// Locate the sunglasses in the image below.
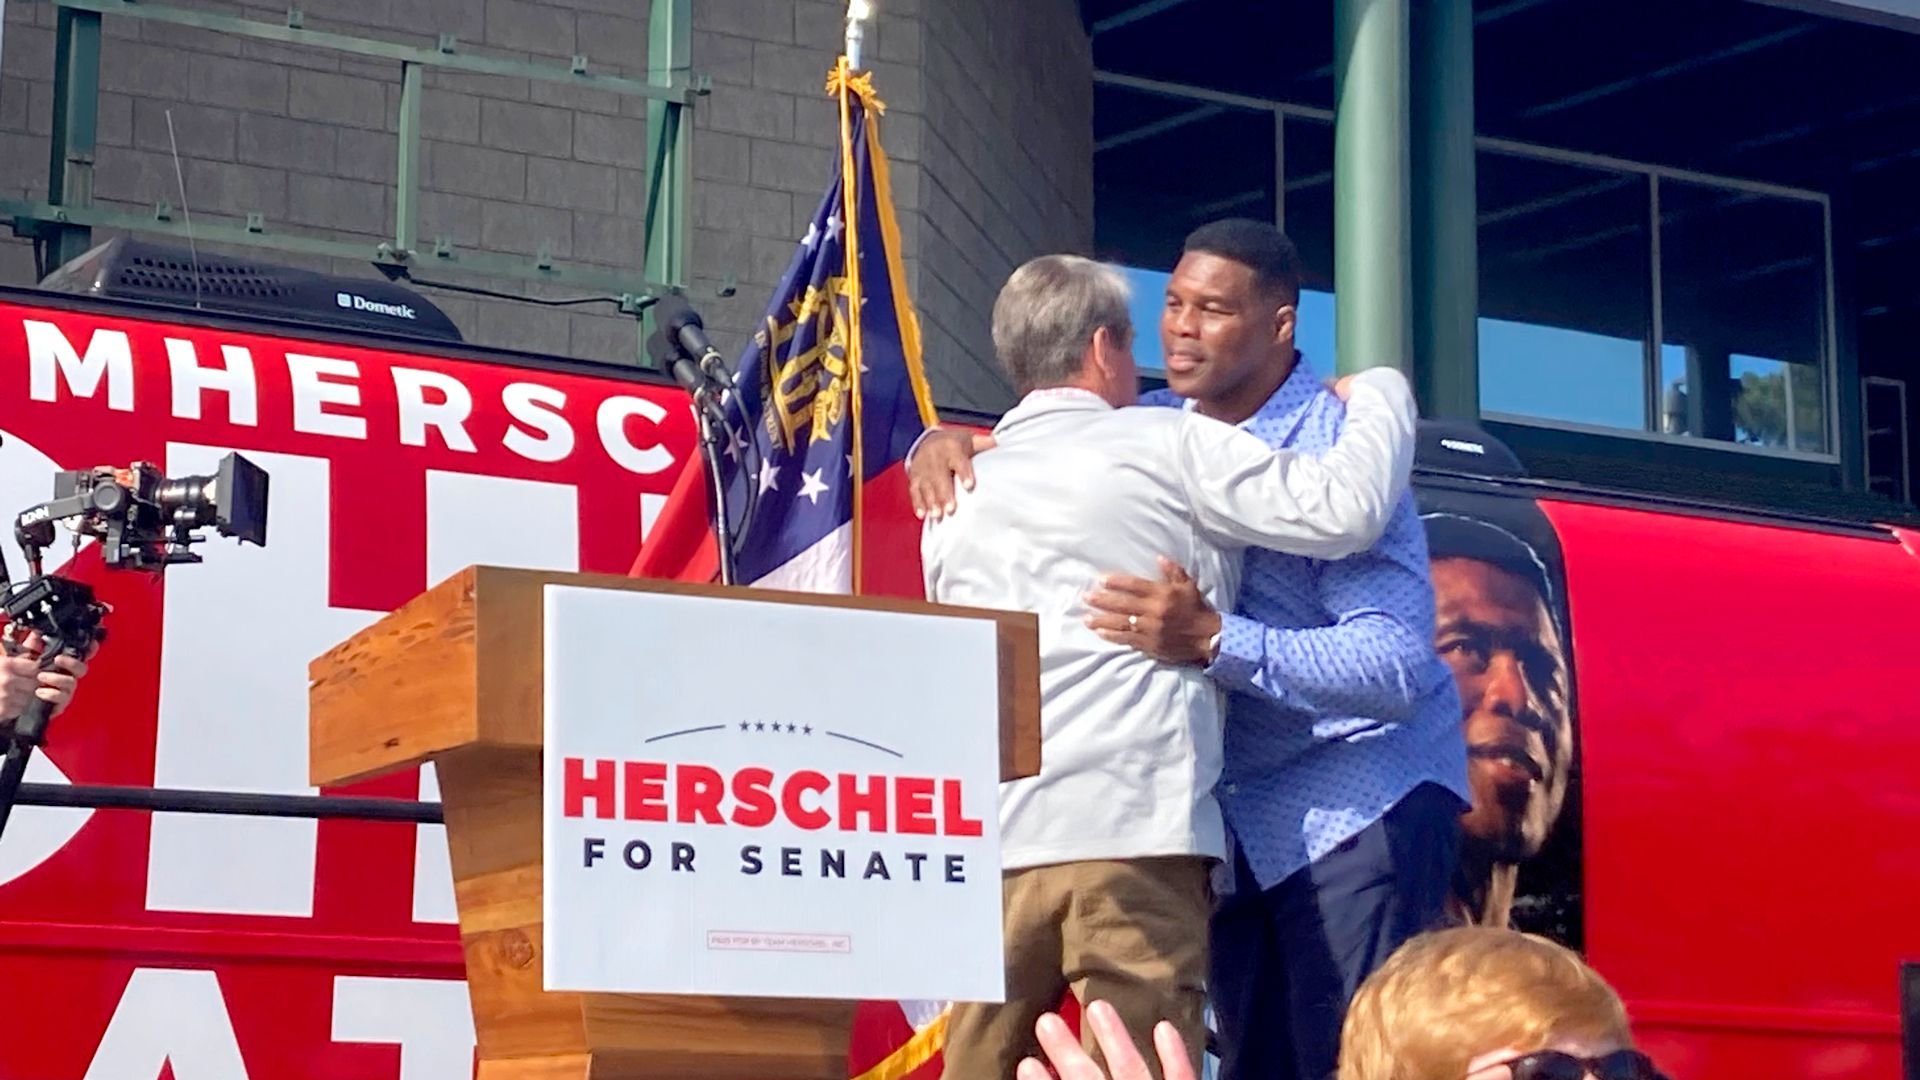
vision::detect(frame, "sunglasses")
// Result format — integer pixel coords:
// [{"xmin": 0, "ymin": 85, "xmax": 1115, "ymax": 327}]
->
[{"xmin": 1486, "ymin": 1049, "xmax": 1669, "ymax": 1080}]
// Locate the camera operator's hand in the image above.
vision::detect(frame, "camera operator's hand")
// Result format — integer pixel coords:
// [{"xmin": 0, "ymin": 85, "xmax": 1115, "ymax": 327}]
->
[{"xmin": 0, "ymin": 630, "xmax": 91, "ymax": 728}]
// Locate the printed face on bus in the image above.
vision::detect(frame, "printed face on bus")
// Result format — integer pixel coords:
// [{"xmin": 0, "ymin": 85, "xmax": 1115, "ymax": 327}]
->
[{"xmin": 1431, "ymin": 557, "xmax": 1573, "ymax": 863}]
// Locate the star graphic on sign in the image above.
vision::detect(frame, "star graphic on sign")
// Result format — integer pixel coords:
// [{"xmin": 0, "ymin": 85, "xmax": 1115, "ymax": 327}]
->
[
  {"xmin": 824, "ymin": 212, "xmax": 844, "ymax": 244},
  {"xmin": 755, "ymin": 721, "xmax": 767, "ymax": 732},
  {"xmin": 801, "ymin": 220, "xmax": 819, "ymax": 250},
  {"xmin": 798, "ymin": 467, "xmax": 829, "ymax": 505},
  {"xmin": 758, "ymin": 457, "xmax": 779, "ymax": 494},
  {"xmin": 803, "ymin": 725, "xmax": 813, "ymax": 735},
  {"xmin": 738, "ymin": 721, "xmax": 750, "ymax": 732}
]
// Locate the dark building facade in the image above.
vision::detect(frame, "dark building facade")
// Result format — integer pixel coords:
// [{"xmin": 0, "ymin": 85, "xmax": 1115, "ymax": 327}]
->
[
  {"xmin": 1089, "ymin": 0, "xmax": 1920, "ymax": 515},
  {"xmin": 0, "ymin": 0, "xmax": 1914, "ymax": 514}
]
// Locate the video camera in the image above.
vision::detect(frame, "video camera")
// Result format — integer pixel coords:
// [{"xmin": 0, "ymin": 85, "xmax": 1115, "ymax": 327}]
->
[
  {"xmin": 13, "ymin": 455, "xmax": 268, "ymax": 577},
  {"xmin": 0, "ymin": 451, "xmax": 269, "ymax": 838}
]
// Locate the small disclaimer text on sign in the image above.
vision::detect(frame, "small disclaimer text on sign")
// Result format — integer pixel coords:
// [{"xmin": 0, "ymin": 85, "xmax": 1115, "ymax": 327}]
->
[{"xmin": 707, "ymin": 930, "xmax": 854, "ymax": 954}]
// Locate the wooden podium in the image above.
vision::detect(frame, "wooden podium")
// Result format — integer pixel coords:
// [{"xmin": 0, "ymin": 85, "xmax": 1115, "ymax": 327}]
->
[{"xmin": 308, "ymin": 566, "xmax": 1040, "ymax": 1080}]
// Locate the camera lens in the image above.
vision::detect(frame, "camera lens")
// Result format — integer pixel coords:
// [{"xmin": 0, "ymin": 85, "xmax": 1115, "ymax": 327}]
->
[{"xmin": 156, "ymin": 476, "xmax": 216, "ymax": 526}]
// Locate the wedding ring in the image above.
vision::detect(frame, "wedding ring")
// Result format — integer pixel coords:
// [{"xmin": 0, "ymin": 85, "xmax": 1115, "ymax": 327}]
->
[{"xmin": 1128, "ymin": 614, "xmax": 1140, "ymax": 631}]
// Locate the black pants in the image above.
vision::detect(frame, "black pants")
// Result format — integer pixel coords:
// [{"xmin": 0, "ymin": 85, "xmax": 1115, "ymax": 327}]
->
[{"xmin": 1209, "ymin": 782, "xmax": 1463, "ymax": 1080}]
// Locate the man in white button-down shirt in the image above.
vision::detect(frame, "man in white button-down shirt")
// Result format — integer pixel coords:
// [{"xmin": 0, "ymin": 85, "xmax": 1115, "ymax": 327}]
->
[{"xmin": 922, "ymin": 254, "xmax": 1418, "ymax": 1080}]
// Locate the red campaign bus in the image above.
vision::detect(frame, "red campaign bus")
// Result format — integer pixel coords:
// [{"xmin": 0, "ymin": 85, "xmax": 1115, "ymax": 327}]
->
[{"xmin": 0, "ymin": 281, "xmax": 1916, "ymax": 1079}]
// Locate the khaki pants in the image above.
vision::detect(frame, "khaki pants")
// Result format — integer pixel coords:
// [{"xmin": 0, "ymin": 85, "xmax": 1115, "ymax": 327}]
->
[{"xmin": 944, "ymin": 856, "xmax": 1210, "ymax": 1080}]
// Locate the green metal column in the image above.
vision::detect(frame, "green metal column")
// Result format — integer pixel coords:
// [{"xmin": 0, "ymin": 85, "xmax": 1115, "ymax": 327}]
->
[
  {"xmin": 393, "ymin": 62, "xmax": 423, "ymax": 260},
  {"xmin": 1411, "ymin": 0, "xmax": 1478, "ymax": 420},
  {"xmin": 46, "ymin": 7, "xmax": 103, "ymax": 270},
  {"xmin": 1333, "ymin": 0, "xmax": 1412, "ymax": 377},
  {"xmin": 644, "ymin": 0, "xmax": 692, "ymax": 292}
]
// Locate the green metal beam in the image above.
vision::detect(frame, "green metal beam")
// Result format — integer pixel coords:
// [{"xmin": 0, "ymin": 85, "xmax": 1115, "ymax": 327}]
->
[
  {"xmin": 645, "ymin": 0, "xmax": 693, "ymax": 294},
  {"xmin": 1410, "ymin": 0, "xmax": 1479, "ymax": 420},
  {"xmin": 1333, "ymin": 0, "xmax": 1413, "ymax": 377},
  {"xmin": 394, "ymin": 62, "xmax": 422, "ymax": 261},
  {"xmin": 0, "ymin": 198, "xmax": 667, "ymax": 302},
  {"xmin": 55, "ymin": 0, "xmax": 701, "ymax": 102},
  {"xmin": 11, "ymin": 0, "xmax": 715, "ymax": 354},
  {"xmin": 46, "ymin": 7, "xmax": 102, "ymax": 269}
]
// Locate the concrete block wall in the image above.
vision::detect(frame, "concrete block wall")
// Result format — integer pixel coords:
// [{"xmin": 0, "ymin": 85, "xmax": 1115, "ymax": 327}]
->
[
  {"xmin": 0, "ymin": 0, "xmax": 1094, "ymax": 411},
  {"xmin": 688, "ymin": 0, "xmax": 1093, "ymax": 413},
  {"xmin": 0, "ymin": 0, "xmax": 660, "ymax": 366},
  {"xmin": 917, "ymin": 0, "xmax": 1095, "ymax": 412}
]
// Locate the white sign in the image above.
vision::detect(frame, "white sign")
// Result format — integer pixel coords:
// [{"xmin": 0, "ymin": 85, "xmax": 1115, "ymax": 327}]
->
[{"xmin": 541, "ymin": 585, "xmax": 1007, "ymax": 1002}]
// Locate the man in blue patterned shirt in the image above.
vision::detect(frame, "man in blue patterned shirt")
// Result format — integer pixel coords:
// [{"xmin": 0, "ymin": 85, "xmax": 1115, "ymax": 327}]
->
[
  {"xmin": 910, "ymin": 219, "xmax": 1469, "ymax": 1080},
  {"xmin": 1086, "ymin": 220, "xmax": 1468, "ymax": 1080}
]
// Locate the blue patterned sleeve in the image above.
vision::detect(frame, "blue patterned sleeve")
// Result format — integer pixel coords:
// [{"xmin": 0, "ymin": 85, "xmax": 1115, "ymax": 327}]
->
[{"xmin": 1206, "ymin": 499, "xmax": 1444, "ymax": 723}]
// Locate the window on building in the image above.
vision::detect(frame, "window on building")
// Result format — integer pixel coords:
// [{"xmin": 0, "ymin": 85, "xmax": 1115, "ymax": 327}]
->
[
  {"xmin": 1092, "ymin": 83, "xmax": 1837, "ymax": 459},
  {"xmin": 1657, "ymin": 180, "xmax": 1830, "ymax": 454},
  {"xmin": 1863, "ymin": 376, "xmax": 1910, "ymax": 503},
  {"xmin": 1094, "ymin": 84, "xmax": 1276, "ymax": 272},
  {"xmin": 1477, "ymin": 152, "xmax": 1652, "ymax": 431},
  {"xmin": 1282, "ymin": 118, "xmax": 1335, "ymax": 298}
]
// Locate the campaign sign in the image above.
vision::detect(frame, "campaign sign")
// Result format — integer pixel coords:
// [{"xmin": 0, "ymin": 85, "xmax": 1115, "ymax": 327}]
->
[{"xmin": 541, "ymin": 585, "xmax": 1007, "ymax": 1002}]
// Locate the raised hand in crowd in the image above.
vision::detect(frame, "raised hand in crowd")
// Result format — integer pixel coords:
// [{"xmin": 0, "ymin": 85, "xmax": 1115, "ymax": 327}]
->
[{"xmin": 1016, "ymin": 1000, "xmax": 1197, "ymax": 1080}]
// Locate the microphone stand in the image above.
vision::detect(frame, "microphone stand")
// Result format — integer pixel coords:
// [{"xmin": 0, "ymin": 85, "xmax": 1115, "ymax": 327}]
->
[
  {"xmin": 692, "ymin": 388, "xmax": 740, "ymax": 587},
  {"xmin": 651, "ymin": 324, "xmax": 746, "ymax": 587}
]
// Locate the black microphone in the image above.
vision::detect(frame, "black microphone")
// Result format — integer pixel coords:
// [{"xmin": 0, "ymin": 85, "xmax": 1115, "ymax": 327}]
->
[
  {"xmin": 655, "ymin": 294, "xmax": 735, "ymax": 391},
  {"xmin": 648, "ymin": 328, "xmax": 734, "ymax": 443},
  {"xmin": 646, "ymin": 327, "xmax": 710, "ymax": 399}
]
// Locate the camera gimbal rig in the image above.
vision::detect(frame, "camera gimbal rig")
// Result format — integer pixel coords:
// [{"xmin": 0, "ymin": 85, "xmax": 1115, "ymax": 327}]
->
[{"xmin": 0, "ymin": 451, "xmax": 269, "ymax": 840}]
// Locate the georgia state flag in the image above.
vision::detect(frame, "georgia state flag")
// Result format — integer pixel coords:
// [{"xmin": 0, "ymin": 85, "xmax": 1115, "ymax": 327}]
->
[{"xmin": 630, "ymin": 56, "xmax": 990, "ymax": 1080}]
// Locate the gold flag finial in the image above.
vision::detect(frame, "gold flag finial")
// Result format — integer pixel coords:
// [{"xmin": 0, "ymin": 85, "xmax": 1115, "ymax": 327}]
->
[{"xmin": 826, "ymin": 57, "xmax": 886, "ymax": 114}]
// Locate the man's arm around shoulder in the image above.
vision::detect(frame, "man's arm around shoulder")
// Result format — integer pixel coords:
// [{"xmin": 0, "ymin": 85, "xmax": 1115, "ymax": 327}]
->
[{"xmin": 1172, "ymin": 368, "xmax": 1416, "ymax": 559}]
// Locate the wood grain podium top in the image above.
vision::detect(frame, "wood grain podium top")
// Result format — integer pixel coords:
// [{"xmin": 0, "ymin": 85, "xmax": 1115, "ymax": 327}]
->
[{"xmin": 309, "ymin": 565, "xmax": 1041, "ymax": 790}]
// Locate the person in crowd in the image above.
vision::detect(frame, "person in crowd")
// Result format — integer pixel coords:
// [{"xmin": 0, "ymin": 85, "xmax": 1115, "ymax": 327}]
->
[
  {"xmin": 1339, "ymin": 926, "xmax": 1668, "ymax": 1080},
  {"xmin": 1018, "ymin": 999, "xmax": 1197, "ymax": 1080},
  {"xmin": 921, "ymin": 253, "xmax": 1418, "ymax": 1079},
  {"xmin": 1021, "ymin": 928, "xmax": 1668, "ymax": 1080}
]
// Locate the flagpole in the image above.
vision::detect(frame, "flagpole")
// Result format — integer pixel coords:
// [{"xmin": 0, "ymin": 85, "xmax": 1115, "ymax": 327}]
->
[
  {"xmin": 835, "ymin": 55, "xmax": 868, "ymax": 595},
  {"xmin": 845, "ymin": 0, "xmax": 871, "ymax": 71},
  {"xmin": 839, "ymin": 3, "xmax": 871, "ymax": 593}
]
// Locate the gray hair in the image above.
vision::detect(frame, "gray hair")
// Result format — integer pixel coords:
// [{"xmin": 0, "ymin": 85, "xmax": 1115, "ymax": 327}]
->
[{"xmin": 990, "ymin": 254, "xmax": 1132, "ymax": 393}]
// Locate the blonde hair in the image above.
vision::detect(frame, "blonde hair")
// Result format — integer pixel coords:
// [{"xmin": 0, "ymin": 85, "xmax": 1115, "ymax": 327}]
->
[{"xmin": 1338, "ymin": 927, "xmax": 1632, "ymax": 1080}]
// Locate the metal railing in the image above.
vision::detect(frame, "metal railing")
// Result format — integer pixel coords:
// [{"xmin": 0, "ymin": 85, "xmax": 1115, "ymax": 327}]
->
[{"xmin": 13, "ymin": 782, "xmax": 441, "ymax": 822}]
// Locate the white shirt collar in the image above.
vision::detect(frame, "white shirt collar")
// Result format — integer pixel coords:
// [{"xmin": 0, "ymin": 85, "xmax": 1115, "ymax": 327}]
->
[{"xmin": 995, "ymin": 386, "xmax": 1113, "ymax": 434}]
